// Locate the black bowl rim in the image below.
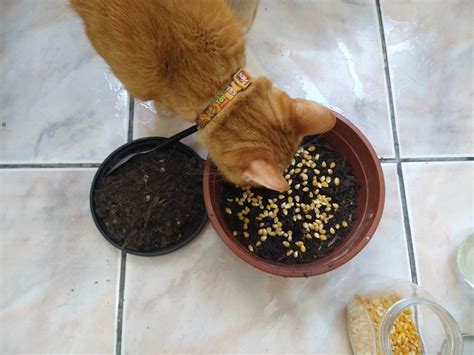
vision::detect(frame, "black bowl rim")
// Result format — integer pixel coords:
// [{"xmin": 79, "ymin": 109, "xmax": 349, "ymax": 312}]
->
[{"xmin": 90, "ymin": 136, "xmax": 208, "ymax": 256}]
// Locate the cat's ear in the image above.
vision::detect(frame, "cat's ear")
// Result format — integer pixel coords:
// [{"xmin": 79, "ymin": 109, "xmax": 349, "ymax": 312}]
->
[
  {"xmin": 243, "ymin": 160, "xmax": 289, "ymax": 192},
  {"xmin": 291, "ymin": 99, "xmax": 336, "ymax": 136}
]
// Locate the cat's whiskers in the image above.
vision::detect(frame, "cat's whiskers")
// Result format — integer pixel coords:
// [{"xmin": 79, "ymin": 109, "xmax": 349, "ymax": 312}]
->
[{"xmin": 300, "ymin": 133, "xmax": 330, "ymax": 150}]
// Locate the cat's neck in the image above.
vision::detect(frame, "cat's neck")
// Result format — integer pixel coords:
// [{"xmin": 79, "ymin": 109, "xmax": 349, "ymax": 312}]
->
[{"xmin": 157, "ymin": 56, "xmax": 246, "ymax": 122}]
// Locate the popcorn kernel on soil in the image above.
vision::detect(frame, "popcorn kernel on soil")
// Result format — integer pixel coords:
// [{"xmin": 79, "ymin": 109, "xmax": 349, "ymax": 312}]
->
[{"xmin": 221, "ymin": 140, "xmax": 359, "ymax": 264}]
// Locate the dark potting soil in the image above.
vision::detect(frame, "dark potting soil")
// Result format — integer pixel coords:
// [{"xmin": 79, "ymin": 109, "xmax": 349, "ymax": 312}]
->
[
  {"xmin": 222, "ymin": 139, "xmax": 359, "ymax": 264},
  {"xmin": 94, "ymin": 147, "xmax": 205, "ymax": 253}
]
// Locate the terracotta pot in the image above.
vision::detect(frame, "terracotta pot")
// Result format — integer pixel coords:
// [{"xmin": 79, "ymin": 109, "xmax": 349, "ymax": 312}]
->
[{"xmin": 203, "ymin": 112, "xmax": 385, "ymax": 277}]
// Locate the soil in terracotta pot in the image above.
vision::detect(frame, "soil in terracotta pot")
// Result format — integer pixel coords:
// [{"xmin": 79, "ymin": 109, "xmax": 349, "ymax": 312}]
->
[
  {"xmin": 222, "ymin": 138, "xmax": 359, "ymax": 264},
  {"xmin": 94, "ymin": 147, "xmax": 205, "ymax": 253}
]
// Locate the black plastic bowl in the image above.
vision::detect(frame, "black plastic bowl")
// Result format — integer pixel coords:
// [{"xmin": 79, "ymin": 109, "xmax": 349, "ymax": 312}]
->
[{"xmin": 90, "ymin": 137, "xmax": 208, "ymax": 256}]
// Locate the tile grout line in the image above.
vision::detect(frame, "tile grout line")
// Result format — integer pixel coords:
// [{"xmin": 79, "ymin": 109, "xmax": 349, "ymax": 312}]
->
[
  {"xmin": 379, "ymin": 156, "xmax": 474, "ymax": 164},
  {"xmin": 115, "ymin": 250, "xmax": 127, "ymax": 355},
  {"xmin": 0, "ymin": 156, "xmax": 472, "ymax": 170},
  {"xmin": 114, "ymin": 95, "xmax": 134, "ymax": 355},
  {"xmin": 375, "ymin": 0, "xmax": 400, "ymax": 157},
  {"xmin": 375, "ymin": 0, "xmax": 419, "ymax": 284},
  {"xmin": 396, "ymin": 164, "xmax": 418, "ymax": 283},
  {"xmin": 0, "ymin": 163, "xmax": 101, "ymax": 169},
  {"xmin": 400, "ymin": 156, "xmax": 474, "ymax": 162},
  {"xmin": 127, "ymin": 95, "xmax": 135, "ymax": 142}
]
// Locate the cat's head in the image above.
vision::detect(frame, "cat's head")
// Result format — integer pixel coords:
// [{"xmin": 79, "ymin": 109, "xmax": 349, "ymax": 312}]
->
[{"xmin": 199, "ymin": 77, "xmax": 336, "ymax": 191}]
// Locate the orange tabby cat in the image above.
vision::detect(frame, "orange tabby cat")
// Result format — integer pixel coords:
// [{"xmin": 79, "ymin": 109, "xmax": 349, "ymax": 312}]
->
[{"xmin": 70, "ymin": 0, "xmax": 335, "ymax": 191}]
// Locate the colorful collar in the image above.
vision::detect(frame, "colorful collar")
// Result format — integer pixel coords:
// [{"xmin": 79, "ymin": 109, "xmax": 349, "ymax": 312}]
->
[{"xmin": 197, "ymin": 68, "xmax": 252, "ymax": 129}]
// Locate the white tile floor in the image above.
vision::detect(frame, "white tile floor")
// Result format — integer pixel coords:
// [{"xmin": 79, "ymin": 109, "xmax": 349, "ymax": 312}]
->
[
  {"xmin": 382, "ymin": 0, "xmax": 473, "ymax": 157},
  {"xmin": 1, "ymin": 0, "xmax": 473, "ymax": 354},
  {"xmin": 121, "ymin": 165, "xmax": 410, "ymax": 353},
  {"xmin": 0, "ymin": 0, "xmax": 129, "ymax": 164},
  {"xmin": 0, "ymin": 170, "xmax": 119, "ymax": 353},
  {"xmin": 403, "ymin": 162, "xmax": 474, "ymax": 334}
]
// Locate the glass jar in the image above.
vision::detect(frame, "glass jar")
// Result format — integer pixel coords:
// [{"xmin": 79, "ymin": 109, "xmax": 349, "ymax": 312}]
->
[{"xmin": 346, "ymin": 278, "xmax": 463, "ymax": 354}]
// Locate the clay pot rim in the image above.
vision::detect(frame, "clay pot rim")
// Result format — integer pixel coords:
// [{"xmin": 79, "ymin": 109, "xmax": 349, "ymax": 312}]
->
[{"xmin": 202, "ymin": 112, "xmax": 385, "ymax": 277}]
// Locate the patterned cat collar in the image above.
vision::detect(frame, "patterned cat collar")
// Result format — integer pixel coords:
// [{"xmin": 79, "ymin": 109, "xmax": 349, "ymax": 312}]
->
[{"xmin": 197, "ymin": 68, "xmax": 252, "ymax": 129}]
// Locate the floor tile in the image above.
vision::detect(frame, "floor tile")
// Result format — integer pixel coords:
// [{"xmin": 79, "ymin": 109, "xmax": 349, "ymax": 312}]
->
[
  {"xmin": 133, "ymin": 0, "xmax": 394, "ymax": 158},
  {"xmin": 403, "ymin": 162, "xmax": 474, "ymax": 333},
  {"xmin": 382, "ymin": 0, "xmax": 473, "ymax": 157},
  {"xmin": 121, "ymin": 164, "xmax": 410, "ymax": 353},
  {"xmin": 246, "ymin": 0, "xmax": 394, "ymax": 158},
  {"xmin": 0, "ymin": 169, "xmax": 120, "ymax": 353},
  {"xmin": 0, "ymin": 0, "xmax": 128, "ymax": 164}
]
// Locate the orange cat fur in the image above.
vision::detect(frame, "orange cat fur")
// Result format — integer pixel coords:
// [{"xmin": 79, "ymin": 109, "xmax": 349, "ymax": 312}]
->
[{"xmin": 70, "ymin": 0, "xmax": 335, "ymax": 191}]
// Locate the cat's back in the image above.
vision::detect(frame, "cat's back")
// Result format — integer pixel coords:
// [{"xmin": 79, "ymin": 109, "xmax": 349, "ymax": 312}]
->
[
  {"xmin": 70, "ymin": 0, "xmax": 172, "ymax": 42},
  {"xmin": 70, "ymin": 0, "xmax": 245, "ymax": 108},
  {"xmin": 70, "ymin": 0, "xmax": 182, "ymax": 70}
]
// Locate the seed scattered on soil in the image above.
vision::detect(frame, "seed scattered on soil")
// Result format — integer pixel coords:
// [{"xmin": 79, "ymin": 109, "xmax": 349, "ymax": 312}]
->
[
  {"xmin": 94, "ymin": 147, "xmax": 205, "ymax": 253},
  {"xmin": 222, "ymin": 139, "xmax": 359, "ymax": 264}
]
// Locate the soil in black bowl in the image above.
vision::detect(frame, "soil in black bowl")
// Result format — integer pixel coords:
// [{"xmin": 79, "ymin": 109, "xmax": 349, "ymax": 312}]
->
[
  {"xmin": 94, "ymin": 147, "xmax": 205, "ymax": 253},
  {"xmin": 222, "ymin": 138, "xmax": 359, "ymax": 264}
]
